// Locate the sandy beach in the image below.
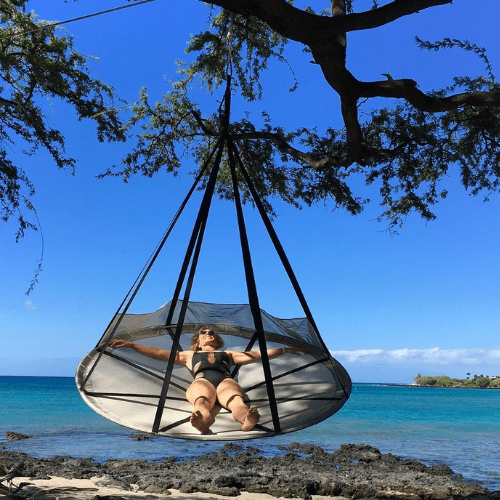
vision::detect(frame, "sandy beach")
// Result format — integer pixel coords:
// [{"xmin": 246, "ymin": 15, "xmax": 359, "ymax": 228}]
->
[{"xmin": 8, "ymin": 476, "xmax": 345, "ymax": 500}]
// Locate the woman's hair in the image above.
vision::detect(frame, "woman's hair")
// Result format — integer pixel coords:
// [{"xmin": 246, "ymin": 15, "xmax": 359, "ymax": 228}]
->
[{"xmin": 190, "ymin": 327, "xmax": 224, "ymax": 351}]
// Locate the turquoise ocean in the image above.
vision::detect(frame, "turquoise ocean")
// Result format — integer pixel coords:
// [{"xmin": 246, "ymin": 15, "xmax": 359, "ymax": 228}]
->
[{"xmin": 1, "ymin": 376, "xmax": 499, "ymax": 491}]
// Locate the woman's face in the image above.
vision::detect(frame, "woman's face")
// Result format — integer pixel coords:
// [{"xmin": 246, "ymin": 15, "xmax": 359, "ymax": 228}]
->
[{"xmin": 196, "ymin": 329, "xmax": 221, "ymax": 350}]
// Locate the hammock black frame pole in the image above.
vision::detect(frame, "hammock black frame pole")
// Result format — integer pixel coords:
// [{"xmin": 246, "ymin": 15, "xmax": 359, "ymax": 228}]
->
[
  {"xmin": 229, "ymin": 137, "xmax": 350, "ymax": 400},
  {"xmin": 78, "ymin": 139, "xmax": 222, "ymax": 392},
  {"xmin": 152, "ymin": 141, "xmax": 224, "ymax": 433},
  {"xmin": 228, "ymin": 142, "xmax": 281, "ymax": 433},
  {"xmin": 163, "ymin": 139, "xmax": 225, "ymax": 328},
  {"xmin": 229, "ymin": 137, "xmax": 320, "ymax": 334},
  {"xmin": 152, "ymin": 77, "xmax": 233, "ymax": 432}
]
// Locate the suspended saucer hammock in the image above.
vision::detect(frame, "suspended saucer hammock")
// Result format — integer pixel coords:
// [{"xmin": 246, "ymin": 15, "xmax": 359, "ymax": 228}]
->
[{"xmin": 76, "ymin": 73, "xmax": 351, "ymax": 441}]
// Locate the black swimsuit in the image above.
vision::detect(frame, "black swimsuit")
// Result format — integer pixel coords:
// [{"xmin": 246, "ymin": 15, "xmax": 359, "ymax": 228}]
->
[{"xmin": 190, "ymin": 351, "xmax": 232, "ymax": 388}]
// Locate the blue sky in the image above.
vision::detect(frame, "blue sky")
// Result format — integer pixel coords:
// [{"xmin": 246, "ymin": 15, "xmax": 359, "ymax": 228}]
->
[{"xmin": 1, "ymin": 0, "xmax": 500, "ymax": 382}]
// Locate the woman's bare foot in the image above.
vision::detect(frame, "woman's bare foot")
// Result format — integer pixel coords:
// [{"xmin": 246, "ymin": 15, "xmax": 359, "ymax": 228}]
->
[
  {"xmin": 190, "ymin": 410, "xmax": 213, "ymax": 434},
  {"xmin": 241, "ymin": 407, "xmax": 260, "ymax": 431}
]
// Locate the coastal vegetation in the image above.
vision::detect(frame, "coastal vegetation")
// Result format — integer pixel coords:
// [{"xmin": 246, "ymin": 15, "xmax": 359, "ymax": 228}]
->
[{"xmin": 414, "ymin": 373, "xmax": 500, "ymax": 388}]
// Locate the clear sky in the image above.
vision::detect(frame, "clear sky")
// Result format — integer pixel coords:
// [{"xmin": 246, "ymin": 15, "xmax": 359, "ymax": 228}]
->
[{"xmin": 2, "ymin": 0, "xmax": 500, "ymax": 383}]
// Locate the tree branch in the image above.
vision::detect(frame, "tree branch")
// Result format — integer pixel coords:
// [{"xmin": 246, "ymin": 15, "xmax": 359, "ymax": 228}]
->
[
  {"xmin": 233, "ymin": 131, "xmax": 348, "ymax": 169},
  {"xmin": 187, "ymin": 105, "xmax": 216, "ymax": 136},
  {"xmin": 339, "ymin": 0, "xmax": 453, "ymax": 33},
  {"xmin": 0, "ymin": 95, "xmax": 17, "ymax": 107},
  {"xmin": 198, "ymin": 0, "xmax": 453, "ymax": 43},
  {"xmin": 356, "ymin": 79, "xmax": 500, "ymax": 111}
]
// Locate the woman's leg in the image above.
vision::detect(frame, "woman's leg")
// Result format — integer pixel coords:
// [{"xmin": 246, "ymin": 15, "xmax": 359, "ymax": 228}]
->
[
  {"xmin": 186, "ymin": 379, "xmax": 217, "ymax": 434},
  {"xmin": 217, "ymin": 378, "xmax": 260, "ymax": 431}
]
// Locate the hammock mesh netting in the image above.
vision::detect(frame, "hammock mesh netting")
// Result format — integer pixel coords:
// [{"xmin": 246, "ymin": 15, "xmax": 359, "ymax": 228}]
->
[{"xmin": 76, "ymin": 300, "xmax": 351, "ymax": 440}]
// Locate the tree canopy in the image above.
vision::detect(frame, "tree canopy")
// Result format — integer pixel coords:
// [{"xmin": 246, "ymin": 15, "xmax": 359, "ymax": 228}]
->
[
  {"xmin": 0, "ymin": 0, "xmax": 125, "ymax": 289},
  {"xmin": 103, "ymin": 0, "xmax": 500, "ymax": 229},
  {"xmin": 3, "ymin": 0, "xmax": 500, "ymax": 269}
]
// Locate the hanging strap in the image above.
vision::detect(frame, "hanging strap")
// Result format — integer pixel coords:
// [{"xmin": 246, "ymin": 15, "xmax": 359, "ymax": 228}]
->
[
  {"xmin": 228, "ymin": 137, "xmax": 350, "ymax": 399},
  {"xmin": 153, "ymin": 76, "xmax": 232, "ymax": 431},
  {"xmin": 78, "ymin": 138, "xmax": 222, "ymax": 392},
  {"xmin": 228, "ymin": 140, "xmax": 281, "ymax": 433},
  {"xmin": 228, "ymin": 138, "xmax": 325, "ymax": 344},
  {"xmin": 152, "ymin": 140, "xmax": 225, "ymax": 433}
]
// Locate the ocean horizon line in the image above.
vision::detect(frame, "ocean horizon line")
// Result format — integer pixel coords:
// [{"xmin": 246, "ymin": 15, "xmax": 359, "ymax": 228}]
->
[{"xmin": 0, "ymin": 374, "xmax": 414, "ymax": 386}]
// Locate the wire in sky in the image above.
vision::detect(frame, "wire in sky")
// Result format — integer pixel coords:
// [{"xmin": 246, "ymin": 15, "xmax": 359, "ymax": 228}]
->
[{"xmin": 0, "ymin": 0, "xmax": 156, "ymax": 42}]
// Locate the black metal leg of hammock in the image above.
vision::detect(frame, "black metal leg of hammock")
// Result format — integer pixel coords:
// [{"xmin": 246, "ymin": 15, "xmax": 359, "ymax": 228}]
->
[
  {"xmin": 227, "ymin": 140, "xmax": 281, "ymax": 433},
  {"xmin": 151, "ymin": 77, "xmax": 282, "ymax": 434},
  {"xmin": 77, "ymin": 137, "xmax": 223, "ymax": 393},
  {"xmin": 152, "ymin": 140, "xmax": 224, "ymax": 433},
  {"xmin": 227, "ymin": 136, "xmax": 351, "ymax": 399}
]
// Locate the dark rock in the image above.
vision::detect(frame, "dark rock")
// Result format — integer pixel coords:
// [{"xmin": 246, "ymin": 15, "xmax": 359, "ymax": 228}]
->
[
  {"xmin": 207, "ymin": 485, "xmax": 240, "ymax": 496},
  {"xmin": 381, "ymin": 452, "xmax": 400, "ymax": 464},
  {"xmin": 178, "ymin": 483, "xmax": 198, "ymax": 494},
  {"xmin": 94, "ymin": 475, "xmax": 132, "ymax": 490},
  {"xmin": 284, "ymin": 443, "xmax": 328, "ymax": 457},
  {"xmin": 245, "ymin": 446, "xmax": 262, "ymax": 455},
  {"xmin": 130, "ymin": 433, "xmax": 152, "ymax": 441},
  {"xmin": 400, "ymin": 458, "xmax": 428, "ymax": 472},
  {"xmin": 214, "ymin": 475, "xmax": 243, "ymax": 488},
  {"xmin": 221, "ymin": 443, "xmax": 243, "ymax": 452},
  {"xmin": 143, "ymin": 484, "xmax": 166, "ymax": 493},
  {"xmin": 427, "ymin": 463, "xmax": 454, "ymax": 475},
  {"xmin": 332, "ymin": 443, "xmax": 382, "ymax": 463},
  {"xmin": 1, "ymin": 444, "xmax": 494, "ymax": 500},
  {"xmin": 316, "ymin": 481, "xmax": 345, "ymax": 496},
  {"xmin": 5, "ymin": 432, "xmax": 32, "ymax": 441},
  {"xmin": 105, "ymin": 458, "xmax": 149, "ymax": 468}
]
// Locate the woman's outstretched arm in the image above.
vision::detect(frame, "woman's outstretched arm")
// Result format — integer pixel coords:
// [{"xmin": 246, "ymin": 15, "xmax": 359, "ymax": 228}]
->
[
  {"xmin": 229, "ymin": 346, "xmax": 307, "ymax": 366},
  {"xmin": 109, "ymin": 339, "xmax": 188, "ymax": 365}
]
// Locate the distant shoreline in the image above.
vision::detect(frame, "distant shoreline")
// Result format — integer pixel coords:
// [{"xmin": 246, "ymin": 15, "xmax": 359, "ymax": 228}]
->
[{"xmin": 413, "ymin": 374, "xmax": 500, "ymax": 389}]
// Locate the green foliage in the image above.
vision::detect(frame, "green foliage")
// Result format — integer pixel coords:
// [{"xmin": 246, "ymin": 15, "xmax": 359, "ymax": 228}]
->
[
  {"xmin": 434, "ymin": 376, "xmax": 453, "ymax": 387},
  {"xmin": 416, "ymin": 36, "xmax": 495, "ymax": 82},
  {"xmin": 414, "ymin": 374, "xmax": 500, "ymax": 389},
  {"xmin": 106, "ymin": 79, "xmax": 364, "ymax": 216},
  {"xmin": 6, "ymin": 0, "xmax": 500, "ymax": 251},
  {"xmin": 1, "ymin": 0, "xmax": 125, "ymax": 291},
  {"xmin": 0, "ymin": 0, "xmax": 125, "ymax": 240},
  {"xmin": 414, "ymin": 375, "xmax": 454, "ymax": 387},
  {"xmin": 474, "ymin": 376, "xmax": 490, "ymax": 388},
  {"xmin": 365, "ymin": 78, "xmax": 500, "ymax": 228},
  {"xmin": 106, "ymin": 3, "xmax": 500, "ymax": 231},
  {"xmin": 180, "ymin": 9, "xmax": 294, "ymax": 101}
]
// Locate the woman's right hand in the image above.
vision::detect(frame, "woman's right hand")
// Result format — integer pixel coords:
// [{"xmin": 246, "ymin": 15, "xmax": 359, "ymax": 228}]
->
[{"xmin": 109, "ymin": 339, "xmax": 133, "ymax": 349}]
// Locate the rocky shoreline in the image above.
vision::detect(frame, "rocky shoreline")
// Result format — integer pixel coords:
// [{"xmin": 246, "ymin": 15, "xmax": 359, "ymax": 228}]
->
[{"xmin": 2, "ymin": 440, "xmax": 499, "ymax": 500}]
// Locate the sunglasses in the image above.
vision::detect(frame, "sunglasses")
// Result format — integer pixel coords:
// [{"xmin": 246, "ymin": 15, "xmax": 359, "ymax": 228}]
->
[{"xmin": 200, "ymin": 330, "xmax": 215, "ymax": 336}]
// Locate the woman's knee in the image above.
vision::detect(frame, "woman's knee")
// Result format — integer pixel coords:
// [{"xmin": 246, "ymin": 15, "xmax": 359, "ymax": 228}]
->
[
  {"xmin": 186, "ymin": 380, "xmax": 216, "ymax": 405},
  {"xmin": 216, "ymin": 379, "xmax": 244, "ymax": 408}
]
